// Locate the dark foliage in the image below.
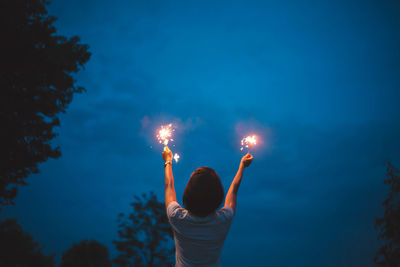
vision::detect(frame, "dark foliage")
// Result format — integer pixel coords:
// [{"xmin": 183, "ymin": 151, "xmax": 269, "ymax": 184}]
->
[
  {"xmin": 0, "ymin": 0, "xmax": 91, "ymax": 206},
  {"xmin": 113, "ymin": 191, "xmax": 174, "ymax": 267},
  {"xmin": 0, "ymin": 218, "xmax": 55, "ymax": 267},
  {"xmin": 60, "ymin": 239, "xmax": 113, "ymax": 267},
  {"xmin": 375, "ymin": 161, "xmax": 400, "ymax": 266}
]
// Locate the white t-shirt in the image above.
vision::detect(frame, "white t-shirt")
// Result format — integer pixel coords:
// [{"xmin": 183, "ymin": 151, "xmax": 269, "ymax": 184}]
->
[{"xmin": 167, "ymin": 201, "xmax": 235, "ymax": 267}]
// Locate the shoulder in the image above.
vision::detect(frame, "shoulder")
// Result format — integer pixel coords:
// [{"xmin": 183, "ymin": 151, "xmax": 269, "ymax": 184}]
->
[
  {"xmin": 167, "ymin": 201, "xmax": 188, "ymax": 221},
  {"xmin": 216, "ymin": 205, "xmax": 235, "ymax": 223}
]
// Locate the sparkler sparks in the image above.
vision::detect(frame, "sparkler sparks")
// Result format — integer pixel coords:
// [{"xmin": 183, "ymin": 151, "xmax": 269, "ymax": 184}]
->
[
  {"xmin": 173, "ymin": 153, "xmax": 180, "ymax": 163},
  {"xmin": 157, "ymin": 123, "xmax": 181, "ymax": 163},
  {"xmin": 157, "ymin": 124, "xmax": 174, "ymax": 146},
  {"xmin": 240, "ymin": 135, "xmax": 257, "ymax": 152}
]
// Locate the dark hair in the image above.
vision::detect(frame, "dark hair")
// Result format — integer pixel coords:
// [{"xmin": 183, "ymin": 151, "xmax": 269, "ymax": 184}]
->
[{"xmin": 183, "ymin": 167, "xmax": 224, "ymax": 217}]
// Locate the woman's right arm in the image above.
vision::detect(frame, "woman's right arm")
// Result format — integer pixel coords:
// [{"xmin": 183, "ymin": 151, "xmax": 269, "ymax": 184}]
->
[
  {"xmin": 224, "ymin": 153, "xmax": 253, "ymax": 213},
  {"xmin": 163, "ymin": 146, "xmax": 177, "ymax": 210}
]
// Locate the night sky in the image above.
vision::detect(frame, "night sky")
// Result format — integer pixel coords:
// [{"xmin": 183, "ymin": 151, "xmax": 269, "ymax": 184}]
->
[{"xmin": 3, "ymin": 0, "xmax": 400, "ymax": 266}]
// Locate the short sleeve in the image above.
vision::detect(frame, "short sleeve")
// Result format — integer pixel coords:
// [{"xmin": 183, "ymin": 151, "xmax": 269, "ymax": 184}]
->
[
  {"xmin": 167, "ymin": 201, "xmax": 188, "ymax": 228},
  {"xmin": 167, "ymin": 201, "xmax": 182, "ymax": 218},
  {"xmin": 216, "ymin": 205, "xmax": 235, "ymax": 223}
]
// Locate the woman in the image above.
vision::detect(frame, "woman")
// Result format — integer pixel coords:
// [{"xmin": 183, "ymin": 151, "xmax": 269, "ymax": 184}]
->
[{"xmin": 163, "ymin": 146, "xmax": 253, "ymax": 267}]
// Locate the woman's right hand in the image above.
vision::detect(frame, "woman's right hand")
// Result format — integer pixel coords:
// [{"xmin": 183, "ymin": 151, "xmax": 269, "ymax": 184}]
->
[
  {"xmin": 241, "ymin": 153, "xmax": 253, "ymax": 168},
  {"xmin": 162, "ymin": 146, "xmax": 173, "ymax": 162}
]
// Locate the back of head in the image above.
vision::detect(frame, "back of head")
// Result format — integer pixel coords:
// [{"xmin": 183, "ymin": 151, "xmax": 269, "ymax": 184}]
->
[{"xmin": 183, "ymin": 167, "xmax": 224, "ymax": 217}]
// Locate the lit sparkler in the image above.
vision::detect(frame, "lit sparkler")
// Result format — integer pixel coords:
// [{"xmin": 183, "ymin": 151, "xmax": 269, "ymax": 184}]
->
[
  {"xmin": 157, "ymin": 124, "xmax": 174, "ymax": 146},
  {"xmin": 157, "ymin": 123, "xmax": 180, "ymax": 163},
  {"xmin": 240, "ymin": 135, "xmax": 257, "ymax": 152}
]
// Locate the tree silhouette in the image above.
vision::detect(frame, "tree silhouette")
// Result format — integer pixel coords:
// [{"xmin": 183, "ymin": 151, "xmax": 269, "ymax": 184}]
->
[
  {"xmin": 0, "ymin": 0, "xmax": 91, "ymax": 206},
  {"xmin": 113, "ymin": 191, "xmax": 174, "ymax": 267},
  {"xmin": 0, "ymin": 218, "xmax": 55, "ymax": 267},
  {"xmin": 375, "ymin": 161, "xmax": 400, "ymax": 266},
  {"xmin": 60, "ymin": 239, "xmax": 113, "ymax": 267}
]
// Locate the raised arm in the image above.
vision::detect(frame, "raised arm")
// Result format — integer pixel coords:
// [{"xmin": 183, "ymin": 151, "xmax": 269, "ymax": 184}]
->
[
  {"xmin": 163, "ymin": 146, "xmax": 177, "ymax": 210},
  {"xmin": 224, "ymin": 153, "xmax": 253, "ymax": 213}
]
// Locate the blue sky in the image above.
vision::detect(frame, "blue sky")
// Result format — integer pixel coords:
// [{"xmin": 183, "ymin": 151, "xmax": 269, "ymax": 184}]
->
[{"xmin": 2, "ymin": 0, "xmax": 400, "ymax": 266}]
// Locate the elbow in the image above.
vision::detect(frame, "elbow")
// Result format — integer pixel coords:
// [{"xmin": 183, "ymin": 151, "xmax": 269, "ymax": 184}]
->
[{"xmin": 232, "ymin": 183, "xmax": 240, "ymax": 194}]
